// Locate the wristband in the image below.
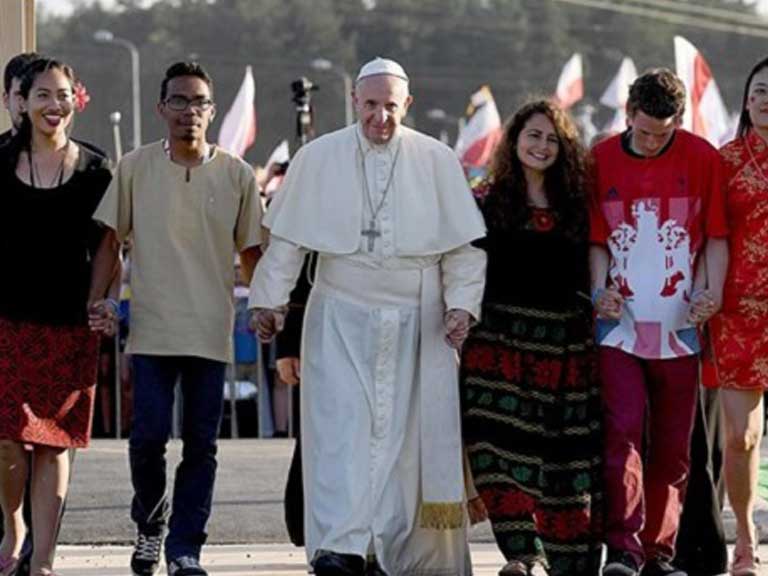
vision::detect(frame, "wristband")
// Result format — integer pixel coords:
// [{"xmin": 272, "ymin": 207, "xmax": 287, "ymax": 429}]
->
[
  {"xmin": 105, "ymin": 298, "xmax": 120, "ymax": 316},
  {"xmin": 590, "ymin": 288, "xmax": 605, "ymax": 306}
]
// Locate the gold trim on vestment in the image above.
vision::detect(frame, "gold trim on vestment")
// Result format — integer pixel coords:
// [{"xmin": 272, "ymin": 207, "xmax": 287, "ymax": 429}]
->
[{"xmin": 419, "ymin": 502, "xmax": 464, "ymax": 530}]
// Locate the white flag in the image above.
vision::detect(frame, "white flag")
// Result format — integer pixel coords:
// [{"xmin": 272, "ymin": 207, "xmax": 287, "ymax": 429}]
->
[
  {"xmin": 218, "ymin": 66, "xmax": 257, "ymax": 157},
  {"xmin": 554, "ymin": 53, "xmax": 583, "ymax": 110},
  {"xmin": 600, "ymin": 57, "xmax": 637, "ymax": 110}
]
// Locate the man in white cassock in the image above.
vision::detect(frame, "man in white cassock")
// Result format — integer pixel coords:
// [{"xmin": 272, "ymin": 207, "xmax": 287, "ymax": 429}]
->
[{"xmin": 249, "ymin": 57, "xmax": 486, "ymax": 576}]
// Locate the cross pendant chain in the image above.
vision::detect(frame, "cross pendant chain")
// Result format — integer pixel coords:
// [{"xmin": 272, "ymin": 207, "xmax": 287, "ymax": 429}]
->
[
  {"xmin": 362, "ymin": 219, "xmax": 382, "ymax": 252},
  {"xmin": 356, "ymin": 133, "xmax": 402, "ymax": 253}
]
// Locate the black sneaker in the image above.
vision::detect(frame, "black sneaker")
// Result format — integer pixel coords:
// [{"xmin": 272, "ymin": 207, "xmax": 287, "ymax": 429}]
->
[
  {"xmin": 641, "ymin": 560, "xmax": 687, "ymax": 576},
  {"xmin": 167, "ymin": 556, "xmax": 208, "ymax": 576},
  {"xmin": 603, "ymin": 550, "xmax": 640, "ymax": 576},
  {"xmin": 130, "ymin": 530, "xmax": 164, "ymax": 576}
]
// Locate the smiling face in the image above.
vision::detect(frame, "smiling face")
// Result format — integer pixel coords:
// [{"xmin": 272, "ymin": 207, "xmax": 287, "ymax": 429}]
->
[
  {"xmin": 746, "ymin": 67, "xmax": 768, "ymax": 133},
  {"xmin": 22, "ymin": 68, "xmax": 74, "ymax": 138},
  {"xmin": 353, "ymin": 74, "xmax": 412, "ymax": 145},
  {"xmin": 516, "ymin": 113, "xmax": 559, "ymax": 176},
  {"xmin": 158, "ymin": 75, "xmax": 215, "ymax": 143}
]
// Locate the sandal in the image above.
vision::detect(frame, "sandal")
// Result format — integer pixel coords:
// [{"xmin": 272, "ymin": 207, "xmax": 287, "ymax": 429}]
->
[
  {"xmin": 0, "ymin": 555, "xmax": 19, "ymax": 576},
  {"xmin": 498, "ymin": 559, "xmax": 530, "ymax": 576},
  {"xmin": 731, "ymin": 538, "xmax": 760, "ymax": 576}
]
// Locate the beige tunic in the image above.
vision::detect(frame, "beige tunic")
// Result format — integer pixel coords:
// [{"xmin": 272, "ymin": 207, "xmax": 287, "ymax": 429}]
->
[{"xmin": 94, "ymin": 141, "xmax": 263, "ymax": 362}]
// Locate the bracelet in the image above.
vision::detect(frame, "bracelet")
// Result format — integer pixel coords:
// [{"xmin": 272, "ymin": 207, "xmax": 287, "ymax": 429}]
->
[
  {"xmin": 105, "ymin": 298, "xmax": 120, "ymax": 315},
  {"xmin": 590, "ymin": 288, "xmax": 605, "ymax": 306}
]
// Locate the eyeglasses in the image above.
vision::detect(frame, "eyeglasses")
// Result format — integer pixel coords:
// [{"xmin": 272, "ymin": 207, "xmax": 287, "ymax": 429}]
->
[{"xmin": 164, "ymin": 95, "xmax": 214, "ymax": 112}]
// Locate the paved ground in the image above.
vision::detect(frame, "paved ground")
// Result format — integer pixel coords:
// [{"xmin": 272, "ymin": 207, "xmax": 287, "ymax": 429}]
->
[
  {"xmin": 52, "ymin": 438, "xmax": 768, "ymax": 574},
  {"xmin": 50, "ymin": 543, "xmax": 768, "ymax": 575},
  {"xmin": 54, "ymin": 543, "xmax": 508, "ymax": 575}
]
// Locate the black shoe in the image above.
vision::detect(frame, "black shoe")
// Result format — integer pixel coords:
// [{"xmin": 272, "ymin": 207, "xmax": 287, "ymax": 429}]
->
[
  {"xmin": 130, "ymin": 529, "xmax": 164, "ymax": 576},
  {"xmin": 641, "ymin": 560, "xmax": 687, "ymax": 576},
  {"xmin": 313, "ymin": 551, "xmax": 366, "ymax": 576},
  {"xmin": 167, "ymin": 555, "xmax": 208, "ymax": 576},
  {"xmin": 603, "ymin": 550, "xmax": 640, "ymax": 576},
  {"xmin": 674, "ymin": 556, "xmax": 726, "ymax": 576}
]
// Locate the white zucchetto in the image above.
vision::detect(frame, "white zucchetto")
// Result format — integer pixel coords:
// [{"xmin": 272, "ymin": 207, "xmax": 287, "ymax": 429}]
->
[{"xmin": 355, "ymin": 57, "xmax": 409, "ymax": 83}]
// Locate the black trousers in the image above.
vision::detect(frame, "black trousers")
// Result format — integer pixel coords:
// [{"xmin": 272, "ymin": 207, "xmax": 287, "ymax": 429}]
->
[{"xmin": 674, "ymin": 386, "xmax": 728, "ymax": 576}]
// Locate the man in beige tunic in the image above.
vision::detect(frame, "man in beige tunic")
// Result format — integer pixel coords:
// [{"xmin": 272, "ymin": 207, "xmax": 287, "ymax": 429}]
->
[{"xmin": 249, "ymin": 58, "xmax": 486, "ymax": 576}]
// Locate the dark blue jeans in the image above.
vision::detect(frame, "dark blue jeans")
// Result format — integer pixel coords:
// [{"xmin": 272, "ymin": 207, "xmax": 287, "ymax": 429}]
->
[{"xmin": 129, "ymin": 354, "xmax": 226, "ymax": 561}]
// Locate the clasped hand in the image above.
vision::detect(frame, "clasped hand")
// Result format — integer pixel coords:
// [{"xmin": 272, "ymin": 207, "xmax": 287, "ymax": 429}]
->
[
  {"xmin": 250, "ymin": 308, "xmax": 286, "ymax": 342},
  {"xmin": 87, "ymin": 299, "xmax": 118, "ymax": 336},
  {"xmin": 444, "ymin": 308, "xmax": 471, "ymax": 349},
  {"xmin": 687, "ymin": 289, "xmax": 719, "ymax": 325},
  {"xmin": 593, "ymin": 287, "xmax": 720, "ymax": 325}
]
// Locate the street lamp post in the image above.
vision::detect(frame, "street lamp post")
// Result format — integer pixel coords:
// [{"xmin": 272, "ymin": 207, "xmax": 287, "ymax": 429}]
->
[
  {"xmin": 310, "ymin": 58, "xmax": 354, "ymax": 126},
  {"xmin": 94, "ymin": 29, "xmax": 141, "ymax": 150}
]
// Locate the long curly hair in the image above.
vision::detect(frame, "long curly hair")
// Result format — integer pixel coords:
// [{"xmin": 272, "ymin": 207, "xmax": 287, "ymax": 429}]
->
[{"xmin": 482, "ymin": 99, "xmax": 589, "ymax": 243}]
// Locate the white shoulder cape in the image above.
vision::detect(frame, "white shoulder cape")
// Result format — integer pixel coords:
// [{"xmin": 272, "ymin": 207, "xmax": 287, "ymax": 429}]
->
[{"xmin": 265, "ymin": 124, "xmax": 486, "ymax": 256}]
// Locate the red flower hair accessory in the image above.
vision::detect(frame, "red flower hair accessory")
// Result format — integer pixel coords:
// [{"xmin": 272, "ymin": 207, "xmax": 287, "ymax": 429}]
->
[{"xmin": 73, "ymin": 81, "xmax": 91, "ymax": 112}]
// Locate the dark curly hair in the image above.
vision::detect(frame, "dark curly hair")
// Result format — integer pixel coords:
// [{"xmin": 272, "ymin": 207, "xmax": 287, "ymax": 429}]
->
[
  {"xmin": 737, "ymin": 56, "xmax": 768, "ymax": 138},
  {"xmin": 626, "ymin": 68, "xmax": 686, "ymax": 120},
  {"xmin": 482, "ymin": 99, "xmax": 589, "ymax": 243}
]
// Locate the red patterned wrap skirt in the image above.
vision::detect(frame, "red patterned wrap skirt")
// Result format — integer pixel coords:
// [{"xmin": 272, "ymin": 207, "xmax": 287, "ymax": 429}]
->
[{"xmin": 0, "ymin": 317, "xmax": 99, "ymax": 448}]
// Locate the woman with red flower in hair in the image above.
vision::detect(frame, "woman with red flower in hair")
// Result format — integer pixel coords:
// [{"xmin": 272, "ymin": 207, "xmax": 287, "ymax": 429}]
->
[
  {"xmin": 461, "ymin": 99, "xmax": 602, "ymax": 576},
  {"xmin": 0, "ymin": 58, "xmax": 114, "ymax": 576}
]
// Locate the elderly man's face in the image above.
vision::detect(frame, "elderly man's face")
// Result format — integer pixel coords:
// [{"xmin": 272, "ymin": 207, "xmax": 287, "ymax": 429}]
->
[{"xmin": 353, "ymin": 75, "xmax": 412, "ymax": 145}]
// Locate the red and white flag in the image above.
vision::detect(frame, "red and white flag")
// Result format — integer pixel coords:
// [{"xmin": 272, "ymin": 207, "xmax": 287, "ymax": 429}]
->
[
  {"xmin": 218, "ymin": 66, "xmax": 257, "ymax": 157},
  {"xmin": 454, "ymin": 85, "xmax": 502, "ymax": 168},
  {"xmin": 600, "ymin": 57, "xmax": 637, "ymax": 133},
  {"xmin": 554, "ymin": 53, "xmax": 583, "ymax": 110},
  {"xmin": 674, "ymin": 36, "xmax": 732, "ymax": 146}
]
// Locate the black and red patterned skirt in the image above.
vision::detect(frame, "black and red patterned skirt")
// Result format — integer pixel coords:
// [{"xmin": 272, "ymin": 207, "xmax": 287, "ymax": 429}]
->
[
  {"xmin": 0, "ymin": 317, "xmax": 99, "ymax": 448},
  {"xmin": 460, "ymin": 303, "xmax": 603, "ymax": 575}
]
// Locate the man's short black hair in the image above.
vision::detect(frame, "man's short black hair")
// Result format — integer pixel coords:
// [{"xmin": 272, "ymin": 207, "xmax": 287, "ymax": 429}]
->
[
  {"xmin": 626, "ymin": 68, "xmax": 686, "ymax": 120},
  {"xmin": 159, "ymin": 61, "xmax": 214, "ymax": 101},
  {"xmin": 3, "ymin": 52, "xmax": 41, "ymax": 94}
]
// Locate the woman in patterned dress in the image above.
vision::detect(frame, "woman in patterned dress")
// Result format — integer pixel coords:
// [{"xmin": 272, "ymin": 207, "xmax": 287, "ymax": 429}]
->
[
  {"xmin": 0, "ymin": 58, "xmax": 114, "ymax": 576},
  {"xmin": 460, "ymin": 100, "xmax": 602, "ymax": 576},
  {"xmin": 707, "ymin": 56, "xmax": 768, "ymax": 576}
]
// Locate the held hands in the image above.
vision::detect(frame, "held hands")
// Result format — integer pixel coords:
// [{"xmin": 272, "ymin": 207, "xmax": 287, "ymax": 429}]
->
[
  {"xmin": 276, "ymin": 357, "xmax": 301, "ymax": 386},
  {"xmin": 467, "ymin": 496, "xmax": 489, "ymax": 525},
  {"xmin": 87, "ymin": 299, "xmax": 118, "ymax": 336},
  {"xmin": 250, "ymin": 308, "xmax": 286, "ymax": 342},
  {"xmin": 593, "ymin": 287, "xmax": 624, "ymax": 320},
  {"xmin": 687, "ymin": 289, "xmax": 720, "ymax": 325},
  {"xmin": 444, "ymin": 308, "xmax": 472, "ymax": 349}
]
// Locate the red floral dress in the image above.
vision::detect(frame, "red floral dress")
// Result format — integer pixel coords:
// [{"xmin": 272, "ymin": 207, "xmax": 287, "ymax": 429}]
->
[{"xmin": 706, "ymin": 130, "xmax": 768, "ymax": 390}]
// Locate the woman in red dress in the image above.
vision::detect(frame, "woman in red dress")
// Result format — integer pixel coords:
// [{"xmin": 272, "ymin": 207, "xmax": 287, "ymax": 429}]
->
[
  {"xmin": 708, "ymin": 56, "xmax": 768, "ymax": 576},
  {"xmin": 0, "ymin": 58, "xmax": 114, "ymax": 576}
]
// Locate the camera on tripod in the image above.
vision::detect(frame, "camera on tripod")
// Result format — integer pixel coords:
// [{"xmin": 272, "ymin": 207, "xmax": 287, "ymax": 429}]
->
[
  {"xmin": 291, "ymin": 77, "xmax": 319, "ymax": 110},
  {"xmin": 291, "ymin": 77, "xmax": 319, "ymax": 146}
]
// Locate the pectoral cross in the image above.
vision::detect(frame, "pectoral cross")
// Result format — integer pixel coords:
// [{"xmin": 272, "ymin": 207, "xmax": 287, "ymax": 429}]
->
[{"xmin": 361, "ymin": 219, "xmax": 382, "ymax": 252}]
